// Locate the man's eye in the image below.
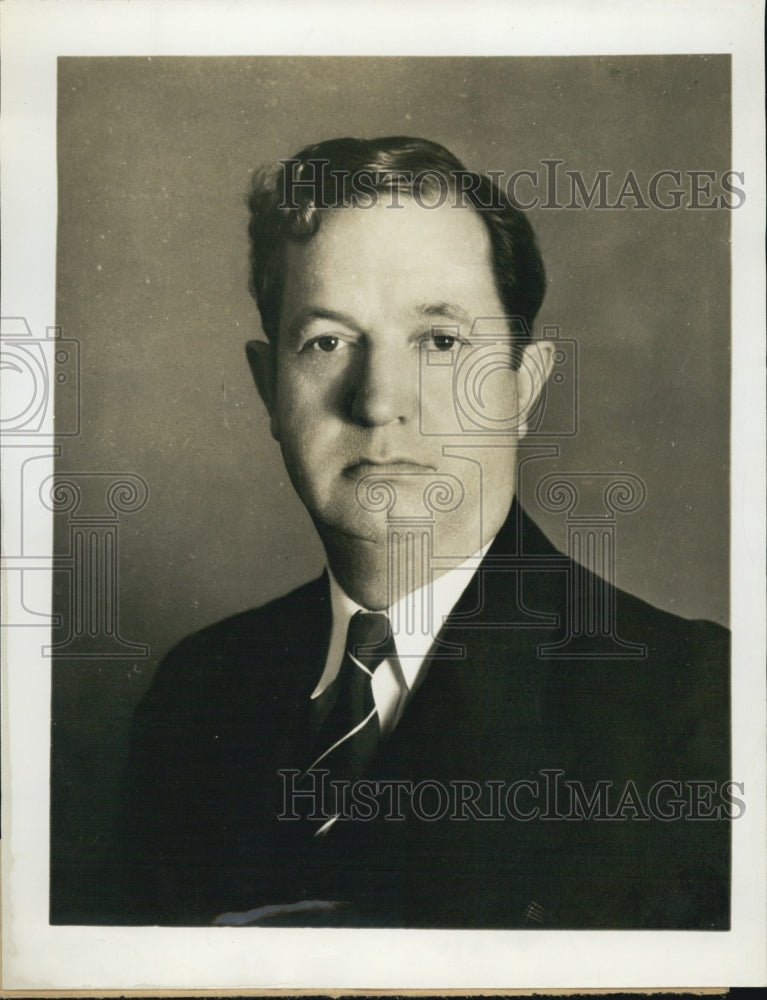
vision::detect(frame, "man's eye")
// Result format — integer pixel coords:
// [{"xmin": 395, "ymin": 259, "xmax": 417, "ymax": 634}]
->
[
  {"xmin": 431, "ymin": 332, "xmax": 459, "ymax": 351},
  {"xmin": 310, "ymin": 335, "xmax": 342, "ymax": 352}
]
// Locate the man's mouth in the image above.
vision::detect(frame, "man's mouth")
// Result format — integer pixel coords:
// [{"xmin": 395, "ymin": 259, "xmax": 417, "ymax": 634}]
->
[{"xmin": 343, "ymin": 459, "xmax": 436, "ymax": 478}]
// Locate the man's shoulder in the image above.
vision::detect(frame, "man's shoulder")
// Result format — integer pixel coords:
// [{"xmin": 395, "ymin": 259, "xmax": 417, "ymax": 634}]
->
[
  {"xmin": 503, "ymin": 505, "xmax": 730, "ymax": 732},
  {"xmin": 554, "ymin": 551, "xmax": 728, "ymax": 694},
  {"xmin": 527, "ymin": 557, "xmax": 730, "ymax": 770},
  {"xmin": 169, "ymin": 573, "xmax": 329, "ymax": 654},
  {"xmin": 139, "ymin": 574, "xmax": 330, "ymax": 715},
  {"xmin": 606, "ymin": 581, "xmax": 729, "ymax": 674},
  {"xmin": 511, "ymin": 502, "xmax": 729, "ymax": 651}
]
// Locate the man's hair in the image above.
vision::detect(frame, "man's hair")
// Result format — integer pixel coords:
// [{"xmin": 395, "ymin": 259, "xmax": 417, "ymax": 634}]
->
[{"xmin": 247, "ymin": 136, "xmax": 546, "ymax": 357}]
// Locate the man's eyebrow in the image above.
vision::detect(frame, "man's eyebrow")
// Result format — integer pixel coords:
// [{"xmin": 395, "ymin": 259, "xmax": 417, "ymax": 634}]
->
[
  {"xmin": 417, "ymin": 302, "xmax": 473, "ymax": 326},
  {"xmin": 286, "ymin": 308, "xmax": 366, "ymax": 340}
]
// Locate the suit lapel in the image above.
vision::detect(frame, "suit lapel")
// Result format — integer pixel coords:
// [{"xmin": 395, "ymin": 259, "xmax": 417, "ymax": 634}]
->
[
  {"xmin": 267, "ymin": 573, "xmax": 333, "ymax": 772},
  {"xmin": 379, "ymin": 499, "xmax": 566, "ymax": 781}
]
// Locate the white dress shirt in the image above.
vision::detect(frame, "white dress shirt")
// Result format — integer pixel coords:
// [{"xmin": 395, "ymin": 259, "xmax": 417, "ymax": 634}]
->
[{"xmin": 311, "ymin": 542, "xmax": 493, "ymax": 734}]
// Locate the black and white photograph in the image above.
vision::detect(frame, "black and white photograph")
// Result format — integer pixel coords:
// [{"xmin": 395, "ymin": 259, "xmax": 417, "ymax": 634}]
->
[{"xmin": 1, "ymin": 0, "xmax": 765, "ymax": 991}]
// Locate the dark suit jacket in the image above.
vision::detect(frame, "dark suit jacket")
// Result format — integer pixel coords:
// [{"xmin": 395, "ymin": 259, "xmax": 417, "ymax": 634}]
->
[{"xmin": 110, "ymin": 501, "xmax": 730, "ymax": 928}]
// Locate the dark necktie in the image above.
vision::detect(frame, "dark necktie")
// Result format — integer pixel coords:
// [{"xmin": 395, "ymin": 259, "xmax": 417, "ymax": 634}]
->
[{"xmin": 306, "ymin": 611, "xmax": 397, "ymax": 785}]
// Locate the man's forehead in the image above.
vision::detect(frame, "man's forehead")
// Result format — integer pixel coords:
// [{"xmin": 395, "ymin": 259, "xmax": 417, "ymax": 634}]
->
[{"xmin": 280, "ymin": 200, "xmax": 496, "ymax": 290}]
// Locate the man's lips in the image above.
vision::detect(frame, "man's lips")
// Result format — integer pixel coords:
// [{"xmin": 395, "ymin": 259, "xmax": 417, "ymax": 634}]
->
[{"xmin": 343, "ymin": 459, "xmax": 436, "ymax": 478}]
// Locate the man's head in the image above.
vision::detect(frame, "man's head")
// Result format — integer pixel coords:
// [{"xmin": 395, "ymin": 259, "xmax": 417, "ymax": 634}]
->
[{"xmin": 246, "ymin": 136, "xmax": 553, "ymax": 607}]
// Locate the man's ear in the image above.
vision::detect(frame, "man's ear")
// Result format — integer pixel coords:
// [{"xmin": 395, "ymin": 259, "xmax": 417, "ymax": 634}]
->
[
  {"xmin": 246, "ymin": 339, "xmax": 280, "ymax": 441},
  {"xmin": 514, "ymin": 339, "xmax": 555, "ymax": 439}
]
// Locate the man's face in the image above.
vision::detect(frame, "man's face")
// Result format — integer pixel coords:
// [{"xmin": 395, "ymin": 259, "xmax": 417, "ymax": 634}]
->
[{"xmin": 254, "ymin": 198, "xmax": 547, "ymax": 564}]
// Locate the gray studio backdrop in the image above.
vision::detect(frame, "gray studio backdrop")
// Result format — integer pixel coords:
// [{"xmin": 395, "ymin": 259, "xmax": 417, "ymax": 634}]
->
[{"xmin": 52, "ymin": 56, "xmax": 730, "ymax": 918}]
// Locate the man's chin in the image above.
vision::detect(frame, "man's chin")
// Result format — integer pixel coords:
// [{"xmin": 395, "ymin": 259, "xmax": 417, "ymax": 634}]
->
[{"xmin": 312, "ymin": 513, "xmax": 388, "ymax": 549}]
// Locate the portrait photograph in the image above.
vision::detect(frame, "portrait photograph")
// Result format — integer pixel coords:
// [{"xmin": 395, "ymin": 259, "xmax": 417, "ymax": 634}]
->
[{"xmin": 1, "ymin": 0, "xmax": 765, "ymax": 991}]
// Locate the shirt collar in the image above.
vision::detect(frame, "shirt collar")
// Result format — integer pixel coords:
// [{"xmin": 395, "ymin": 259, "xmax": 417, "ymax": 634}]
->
[{"xmin": 313, "ymin": 540, "xmax": 493, "ymax": 698}]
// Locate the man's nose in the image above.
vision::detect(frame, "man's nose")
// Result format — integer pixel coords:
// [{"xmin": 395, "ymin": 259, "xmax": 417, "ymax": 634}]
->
[{"xmin": 349, "ymin": 344, "xmax": 417, "ymax": 427}]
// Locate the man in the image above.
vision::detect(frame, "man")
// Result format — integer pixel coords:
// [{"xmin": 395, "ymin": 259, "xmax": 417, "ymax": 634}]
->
[{"xmin": 116, "ymin": 136, "xmax": 730, "ymax": 929}]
